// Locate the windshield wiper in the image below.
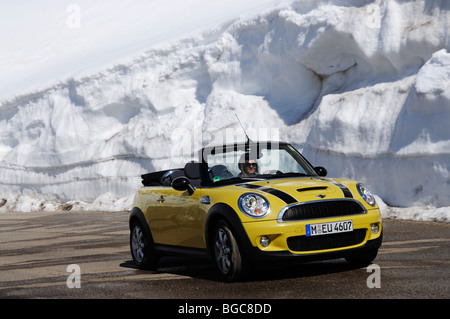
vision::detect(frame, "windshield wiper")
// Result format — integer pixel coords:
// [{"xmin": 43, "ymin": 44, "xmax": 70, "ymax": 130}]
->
[
  {"xmin": 211, "ymin": 176, "xmax": 263, "ymax": 185},
  {"xmin": 211, "ymin": 172, "xmax": 312, "ymax": 185},
  {"xmin": 265, "ymin": 172, "xmax": 312, "ymax": 178}
]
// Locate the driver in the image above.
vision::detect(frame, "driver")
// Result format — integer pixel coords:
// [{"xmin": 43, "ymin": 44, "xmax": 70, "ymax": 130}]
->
[{"xmin": 238, "ymin": 153, "xmax": 258, "ymax": 177}]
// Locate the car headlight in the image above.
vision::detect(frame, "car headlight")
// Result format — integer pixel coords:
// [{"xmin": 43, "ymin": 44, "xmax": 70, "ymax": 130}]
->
[
  {"xmin": 357, "ymin": 183, "xmax": 376, "ymax": 207},
  {"xmin": 238, "ymin": 193, "xmax": 270, "ymax": 218}
]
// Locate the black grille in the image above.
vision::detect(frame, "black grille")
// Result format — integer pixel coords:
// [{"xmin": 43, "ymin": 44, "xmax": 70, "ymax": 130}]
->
[
  {"xmin": 287, "ymin": 229, "xmax": 367, "ymax": 252},
  {"xmin": 281, "ymin": 200, "xmax": 365, "ymax": 221}
]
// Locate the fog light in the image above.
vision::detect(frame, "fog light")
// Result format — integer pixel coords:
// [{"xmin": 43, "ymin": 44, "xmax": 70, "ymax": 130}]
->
[
  {"xmin": 371, "ymin": 223, "xmax": 379, "ymax": 235},
  {"xmin": 260, "ymin": 236, "xmax": 270, "ymax": 247}
]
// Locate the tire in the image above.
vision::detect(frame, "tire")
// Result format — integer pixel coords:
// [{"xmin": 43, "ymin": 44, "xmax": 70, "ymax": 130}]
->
[
  {"xmin": 212, "ymin": 220, "xmax": 248, "ymax": 282},
  {"xmin": 130, "ymin": 220, "xmax": 159, "ymax": 270},
  {"xmin": 345, "ymin": 248, "xmax": 378, "ymax": 267}
]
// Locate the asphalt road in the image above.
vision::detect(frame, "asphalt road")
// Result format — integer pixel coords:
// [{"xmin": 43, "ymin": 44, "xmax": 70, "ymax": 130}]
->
[{"xmin": 0, "ymin": 210, "xmax": 449, "ymax": 301}]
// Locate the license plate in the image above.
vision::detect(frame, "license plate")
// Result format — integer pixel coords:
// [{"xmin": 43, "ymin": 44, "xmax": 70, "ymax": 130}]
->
[{"xmin": 306, "ymin": 220, "xmax": 353, "ymax": 237}]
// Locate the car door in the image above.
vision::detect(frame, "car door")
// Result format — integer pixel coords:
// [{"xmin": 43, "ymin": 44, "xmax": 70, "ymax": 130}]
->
[
  {"xmin": 139, "ymin": 187, "xmax": 172, "ymax": 245},
  {"xmin": 155, "ymin": 188, "xmax": 206, "ymax": 249}
]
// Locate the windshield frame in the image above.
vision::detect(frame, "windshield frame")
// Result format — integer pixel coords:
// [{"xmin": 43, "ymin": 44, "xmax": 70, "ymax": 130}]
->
[{"xmin": 199, "ymin": 141, "xmax": 318, "ymax": 186}]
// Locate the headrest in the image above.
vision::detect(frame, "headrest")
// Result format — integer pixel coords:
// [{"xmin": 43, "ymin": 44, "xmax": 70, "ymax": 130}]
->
[{"xmin": 184, "ymin": 162, "xmax": 201, "ymax": 179}]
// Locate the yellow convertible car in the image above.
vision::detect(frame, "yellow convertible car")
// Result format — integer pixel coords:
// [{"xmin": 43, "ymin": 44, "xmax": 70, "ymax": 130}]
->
[{"xmin": 129, "ymin": 141, "xmax": 382, "ymax": 281}]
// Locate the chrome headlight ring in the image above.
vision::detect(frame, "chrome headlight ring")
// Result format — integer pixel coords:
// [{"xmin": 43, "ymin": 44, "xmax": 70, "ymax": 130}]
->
[
  {"xmin": 357, "ymin": 183, "xmax": 376, "ymax": 207},
  {"xmin": 238, "ymin": 193, "xmax": 270, "ymax": 218}
]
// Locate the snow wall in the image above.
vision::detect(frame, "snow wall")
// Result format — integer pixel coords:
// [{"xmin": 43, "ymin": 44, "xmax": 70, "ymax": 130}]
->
[{"xmin": 0, "ymin": 0, "xmax": 449, "ymax": 211}]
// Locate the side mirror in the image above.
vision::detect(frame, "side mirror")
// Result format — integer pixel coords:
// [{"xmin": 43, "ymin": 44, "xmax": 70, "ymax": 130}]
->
[
  {"xmin": 314, "ymin": 166, "xmax": 327, "ymax": 177},
  {"xmin": 172, "ymin": 176, "xmax": 195, "ymax": 195}
]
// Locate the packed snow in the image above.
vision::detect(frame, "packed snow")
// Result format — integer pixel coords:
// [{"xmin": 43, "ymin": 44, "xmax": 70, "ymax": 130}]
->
[{"xmin": 0, "ymin": 0, "xmax": 449, "ymax": 222}]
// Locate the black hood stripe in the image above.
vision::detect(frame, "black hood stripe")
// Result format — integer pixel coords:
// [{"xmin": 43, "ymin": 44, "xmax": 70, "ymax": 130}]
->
[
  {"xmin": 238, "ymin": 179, "xmax": 352, "ymax": 203},
  {"xmin": 238, "ymin": 184, "xmax": 297, "ymax": 204},
  {"xmin": 319, "ymin": 179, "xmax": 353, "ymax": 198}
]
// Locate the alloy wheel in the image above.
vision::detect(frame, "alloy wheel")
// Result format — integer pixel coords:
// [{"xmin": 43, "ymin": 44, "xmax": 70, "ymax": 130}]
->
[
  {"xmin": 131, "ymin": 225, "xmax": 145, "ymax": 263},
  {"xmin": 215, "ymin": 228, "xmax": 232, "ymax": 274}
]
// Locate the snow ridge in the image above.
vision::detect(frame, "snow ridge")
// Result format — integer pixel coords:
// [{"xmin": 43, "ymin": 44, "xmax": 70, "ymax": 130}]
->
[{"xmin": 0, "ymin": 0, "xmax": 449, "ymax": 221}]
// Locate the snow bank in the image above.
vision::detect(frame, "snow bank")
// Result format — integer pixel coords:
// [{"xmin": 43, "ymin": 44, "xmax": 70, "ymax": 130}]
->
[
  {"xmin": 0, "ymin": 193, "xmax": 133, "ymax": 213},
  {"xmin": 0, "ymin": 0, "xmax": 292, "ymax": 101},
  {"xmin": 376, "ymin": 196, "xmax": 450, "ymax": 223},
  {"xmin": 0, "ymin": 0, "xmax": 449, "ymax": 221}
]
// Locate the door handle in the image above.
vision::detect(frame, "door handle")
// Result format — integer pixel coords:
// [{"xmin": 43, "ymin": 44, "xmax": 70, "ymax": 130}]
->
[{"xmin": 157, "ymin": 196, "xmax": 165, "ymax": 204}]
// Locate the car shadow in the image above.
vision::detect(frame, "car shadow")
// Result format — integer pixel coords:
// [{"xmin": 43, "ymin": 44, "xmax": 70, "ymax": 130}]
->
[
  {"xmin": 120, "ymin": 256, "xmax": 365, "ymax": 282},
  {"xmin": 251, "ymin": 259, "xmax": 365, "ymax": 281}
]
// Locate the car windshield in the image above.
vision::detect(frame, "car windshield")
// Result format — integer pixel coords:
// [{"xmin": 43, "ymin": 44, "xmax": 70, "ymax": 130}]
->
[{"xmin": 204, "ymin": 142, "xmax": 317, "ymax": 184}]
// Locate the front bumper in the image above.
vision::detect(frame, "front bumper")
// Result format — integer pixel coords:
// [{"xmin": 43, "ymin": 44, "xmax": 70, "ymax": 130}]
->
[
  {"xmin": 241, "ymin": 208, "xmax": 382, "ymax": 262},
  {"xmin": 248, "ymin": 232, "xmax": 383, "ymax": 263}
]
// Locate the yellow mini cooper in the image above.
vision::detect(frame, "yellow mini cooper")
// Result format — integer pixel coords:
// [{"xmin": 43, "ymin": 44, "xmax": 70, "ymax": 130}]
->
[{"xmin": 129, "ymin": 141, "xmax": 382, "ymax": 281}]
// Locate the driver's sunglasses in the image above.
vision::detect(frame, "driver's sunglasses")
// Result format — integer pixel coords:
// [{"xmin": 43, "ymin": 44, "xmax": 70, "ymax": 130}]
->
[{"xmin": 245, "ymin": 162, "xmax": 257, "ymax": 168}]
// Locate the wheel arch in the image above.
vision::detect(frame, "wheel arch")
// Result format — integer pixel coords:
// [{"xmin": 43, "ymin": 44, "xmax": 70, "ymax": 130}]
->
[
  {"xmin": 129, "ymin": 207, "xmax": 153, "ymax": 240},
  {"xmin": 205, "ymin": 203, "xmax": 254, "ymax": 258}
]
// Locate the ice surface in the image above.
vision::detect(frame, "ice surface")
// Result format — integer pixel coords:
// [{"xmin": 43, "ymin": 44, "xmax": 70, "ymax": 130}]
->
[{"xmin": 0, "ymin": 0, "xmax": 449, "ymax": 221}]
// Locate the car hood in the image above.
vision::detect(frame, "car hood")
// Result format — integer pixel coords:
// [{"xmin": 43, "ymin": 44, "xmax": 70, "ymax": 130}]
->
[{"xmin": 235, "ymin": 177, "xmax": 355, "ymax": 204}]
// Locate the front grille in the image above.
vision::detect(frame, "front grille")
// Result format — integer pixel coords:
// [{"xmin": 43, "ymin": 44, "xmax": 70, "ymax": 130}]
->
[
  {"xmin": 281, "ymin": 200, "xmax": 365, "ymax": 222},
  {"xmin": 287, "ymin": 229, "xmax": 366, "ymax": 252}
]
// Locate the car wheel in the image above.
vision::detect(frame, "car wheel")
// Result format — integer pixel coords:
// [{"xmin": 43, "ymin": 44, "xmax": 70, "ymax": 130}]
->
[
  {"xmin": 213, "ymin": 220, "xmax": 248, "ymax": 282},
  {"xmin": 345, "ymin": 248, "xmax": 378, "ymax": 266},
  {"xmin": 130, "ymin": 220, "xmax": 159, "ymax": 269}
]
